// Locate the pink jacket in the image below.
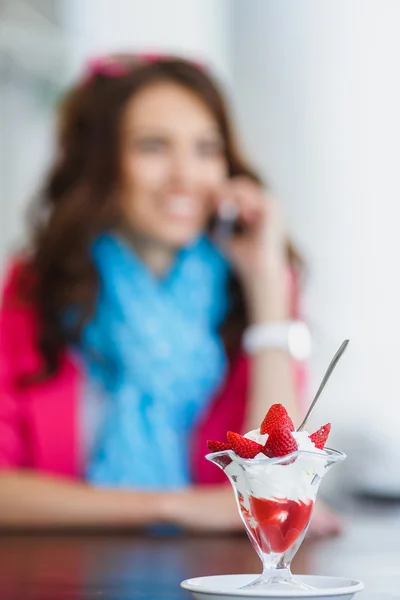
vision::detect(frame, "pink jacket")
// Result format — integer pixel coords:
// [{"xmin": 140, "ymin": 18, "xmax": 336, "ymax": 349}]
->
[{"xmin": 0, "ymin": 262, "xmax": 305, "ymax": 484}]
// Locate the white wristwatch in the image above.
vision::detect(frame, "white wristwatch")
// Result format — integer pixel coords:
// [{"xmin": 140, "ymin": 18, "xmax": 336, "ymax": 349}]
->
[{"xmin": 242, "ymin": 320, "xmax": 311, "ymax": 360}]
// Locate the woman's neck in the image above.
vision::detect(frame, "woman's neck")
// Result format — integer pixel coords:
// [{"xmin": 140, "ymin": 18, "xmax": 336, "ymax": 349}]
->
[{"xmin": 118, "ymin": 225, "xmax": 176, "ymax": 276}]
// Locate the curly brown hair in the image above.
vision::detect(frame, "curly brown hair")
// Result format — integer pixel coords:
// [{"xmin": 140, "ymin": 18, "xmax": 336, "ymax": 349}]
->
[{"xmin": 19, "ymin": 55, "xmax": 301, "ymax": 380}]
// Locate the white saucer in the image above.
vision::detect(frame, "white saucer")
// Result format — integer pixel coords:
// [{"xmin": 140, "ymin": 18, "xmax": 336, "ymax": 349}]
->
[{"xmin": 180, "ymin": 574, "xmax": 364, "ymax": 600}]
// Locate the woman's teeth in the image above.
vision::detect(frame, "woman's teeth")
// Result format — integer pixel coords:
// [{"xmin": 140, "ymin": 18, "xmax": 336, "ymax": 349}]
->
[{"xmin": 163, "ymin": 196, "xmax": 200, "ymax": 218}]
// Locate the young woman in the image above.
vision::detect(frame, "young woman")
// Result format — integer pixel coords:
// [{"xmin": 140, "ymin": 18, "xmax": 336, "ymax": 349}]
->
[{"xmin": 0, "ymin": 54, "xmax": 339, "ymax": 534}]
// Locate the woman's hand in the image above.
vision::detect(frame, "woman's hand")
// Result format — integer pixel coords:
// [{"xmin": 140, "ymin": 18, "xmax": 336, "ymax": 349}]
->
[
  {"xmin": 163, "ymin": 485, "xmax": 243, "ymax": 533},
  {"xmin": 213, "ymin": 177, "xmax": 291, "ymax": 323},
  {"xmin": 307, "ymin": 500, "xmax": 344, "ymax": 539}
]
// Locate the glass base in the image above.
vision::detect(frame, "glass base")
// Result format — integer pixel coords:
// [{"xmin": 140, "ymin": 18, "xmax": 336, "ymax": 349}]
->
[{"xmin": 239, "ymin": 569, "xmax": 316, "ymax": 591}]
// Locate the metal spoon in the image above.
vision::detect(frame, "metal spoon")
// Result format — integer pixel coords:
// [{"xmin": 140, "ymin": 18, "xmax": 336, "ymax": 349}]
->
[{"xmin": 297, "ymin": 339, "xmax": 350, "ymax": 432}]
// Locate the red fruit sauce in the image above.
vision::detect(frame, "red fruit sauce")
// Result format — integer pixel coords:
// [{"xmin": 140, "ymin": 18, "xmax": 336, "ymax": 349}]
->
[{"xmin": 239, "ymin": 496, "xmax": 313, "ymax": 554}]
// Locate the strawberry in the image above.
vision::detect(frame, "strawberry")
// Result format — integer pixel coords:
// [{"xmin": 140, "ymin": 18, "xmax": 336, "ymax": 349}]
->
[
  {"xmin": 263, "ymin": 425, "xmax": 298, "ymax": 458},
  {"xmin": 207, "ymin": 440, "xmax": 231, "ymax": 453},
  {"xmin": 260, "ymin": 403, "xmax": 295, "ymax": 435},
  {"xmin": 227, "ymin": 431, "xmax": 263, "ymax": 459},
  {"xmin": 309, "ymin": 423, "xmax": 331, "ymax": 450}
]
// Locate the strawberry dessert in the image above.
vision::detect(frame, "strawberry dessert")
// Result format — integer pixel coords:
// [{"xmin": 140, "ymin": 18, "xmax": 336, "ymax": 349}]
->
[{"xmin": 207, "ymin": 404, "xmax": 332, "ymax": 556}]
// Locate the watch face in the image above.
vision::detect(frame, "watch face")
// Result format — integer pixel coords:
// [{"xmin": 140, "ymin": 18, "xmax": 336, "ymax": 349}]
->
[{"xmin": 288, "ymin": 322, "xmax": 312, "ymax": 360}]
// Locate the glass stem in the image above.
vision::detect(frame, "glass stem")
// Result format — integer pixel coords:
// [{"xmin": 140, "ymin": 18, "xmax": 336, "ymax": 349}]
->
[{"xmin": 261, "ymin": 566, "xmax": 292, "ymax": 582}]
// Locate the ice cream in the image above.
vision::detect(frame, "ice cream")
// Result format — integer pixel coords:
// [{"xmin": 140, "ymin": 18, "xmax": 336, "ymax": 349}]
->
[
  {"xmin": 238, "ymin": 428, "xmax": 327, "ymax": 502},
  {"xmin": 206, "ymin": 403, "xmax": 346, "ymax": 590},
  {"xmin": 223, "ymin": 427, "xmax": 328, "ymax": 553},
  {"xmin": 207, "ymin": 404, "xmax": 333, "ymax": 555}
]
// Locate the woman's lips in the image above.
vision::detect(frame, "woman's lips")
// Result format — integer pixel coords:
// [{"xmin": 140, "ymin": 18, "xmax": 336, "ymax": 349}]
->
[{"xmin": 160, "ymin": 195, "xmax": 203, "ymax": 220}]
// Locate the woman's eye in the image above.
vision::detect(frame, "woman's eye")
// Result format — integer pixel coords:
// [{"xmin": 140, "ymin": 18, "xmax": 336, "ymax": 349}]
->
[
  {"xmin": 197, "ymin": 140, "xmax": 224, "ymax": 156},
  {"xmin": 135, "ymin": 138, "xmax": 167, "ymax": 152}
]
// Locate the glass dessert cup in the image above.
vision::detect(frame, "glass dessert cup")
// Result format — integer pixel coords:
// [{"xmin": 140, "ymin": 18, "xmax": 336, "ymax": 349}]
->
[{"xmin": 206, "ymin": 447, "xmax": 346, "ymax": 591}]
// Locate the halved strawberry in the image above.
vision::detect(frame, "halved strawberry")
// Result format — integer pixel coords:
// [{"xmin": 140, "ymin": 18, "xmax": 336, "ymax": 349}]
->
[
  {"xmin": 309, "ymin": 423, "xmax": 331, "ymax": 450},
  {"xmin": 263, "ymin": 425, "xmax": 298, "ymax": 458},
  {"xmin": 227, "ymin": 431, "xmax": 263, "ymax": 459},
  {"xmin": 260, "ymin": 403, "xmax": 295, "ymax": 435},
  {"xmin": 207, "ymin": 440, "xmax": 231, "ymax": 453}
]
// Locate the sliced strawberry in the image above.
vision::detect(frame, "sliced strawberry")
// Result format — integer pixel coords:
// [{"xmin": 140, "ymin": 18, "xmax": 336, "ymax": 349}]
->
[
  {"xmin": 263, "ymin": 425, "xmax": 298, "ymax": 458},
  {"xmin": 227, "ymin": 431, "xmax": 263, "ymax": 459},
  {"xmin": 207, "ymin": 440, "xmax": 231, "ymax": 453},
  {"xmin": 260, "ymin": 403, "xmax": 295, "ymax": 435},
  {"xmin": 309, "ymin": 423, "xmax": 331, "ymax": 450}
]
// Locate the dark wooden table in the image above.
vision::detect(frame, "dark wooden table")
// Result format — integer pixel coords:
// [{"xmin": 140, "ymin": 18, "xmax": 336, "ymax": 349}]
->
[{"xmin": 0, "ymin": 497, "xmax": 399, "ymax": 599}]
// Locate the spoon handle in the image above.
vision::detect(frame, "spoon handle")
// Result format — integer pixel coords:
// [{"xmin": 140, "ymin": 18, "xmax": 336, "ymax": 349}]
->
[{"xmin": 297, "ymin": 339, "xmax": 350, "ymax": 432}]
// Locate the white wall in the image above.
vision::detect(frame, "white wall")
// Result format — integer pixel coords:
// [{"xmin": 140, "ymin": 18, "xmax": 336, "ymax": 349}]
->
[
  {"xmin": 231, "ymin": 0, "xmax": 400, "ymax": 480},
  {"xmin": 61, "ymin": 0, "xmax": 232, "ymax": 83},
  {"xmin": 0, "ymin": 0, "xmax": 62, "ymax": 269},
  {"xmin": 0, "ymin": 82, "xmax": 56, "ymax": 269}
]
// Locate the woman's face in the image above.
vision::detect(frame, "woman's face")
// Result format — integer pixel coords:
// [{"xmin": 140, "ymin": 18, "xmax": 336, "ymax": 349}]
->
[{"xmin": 119, "ymin": 81, "xmax": 228, "ymax": 248}]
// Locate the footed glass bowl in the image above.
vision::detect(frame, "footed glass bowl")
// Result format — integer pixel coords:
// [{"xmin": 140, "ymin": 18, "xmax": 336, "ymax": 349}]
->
[{"xmin": 206, "ymin": 447, "xmax": 346, "ymax": 591}]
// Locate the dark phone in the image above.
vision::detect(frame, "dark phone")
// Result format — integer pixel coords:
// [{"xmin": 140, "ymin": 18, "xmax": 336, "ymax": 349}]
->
[{"xmin": 210, "ymin": 202, "xmax": 245, "ymax": 244}]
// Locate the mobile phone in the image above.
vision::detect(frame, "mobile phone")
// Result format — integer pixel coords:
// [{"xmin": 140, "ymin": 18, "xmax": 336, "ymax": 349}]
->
[{"xmin": 212, "ymin": 201, "xmax": 241, "ymax": 244}]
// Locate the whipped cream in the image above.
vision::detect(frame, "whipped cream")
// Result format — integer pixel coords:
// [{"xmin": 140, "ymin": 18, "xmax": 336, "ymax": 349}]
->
[{"xmin": 225, "ymin": 427, "xmax": 327, "ymax": 505}]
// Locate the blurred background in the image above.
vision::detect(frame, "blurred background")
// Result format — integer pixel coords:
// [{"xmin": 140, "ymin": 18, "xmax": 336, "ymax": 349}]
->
[{"xmin": 1, "ymin": 0, "xmax": 399, "ymax": 498}]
